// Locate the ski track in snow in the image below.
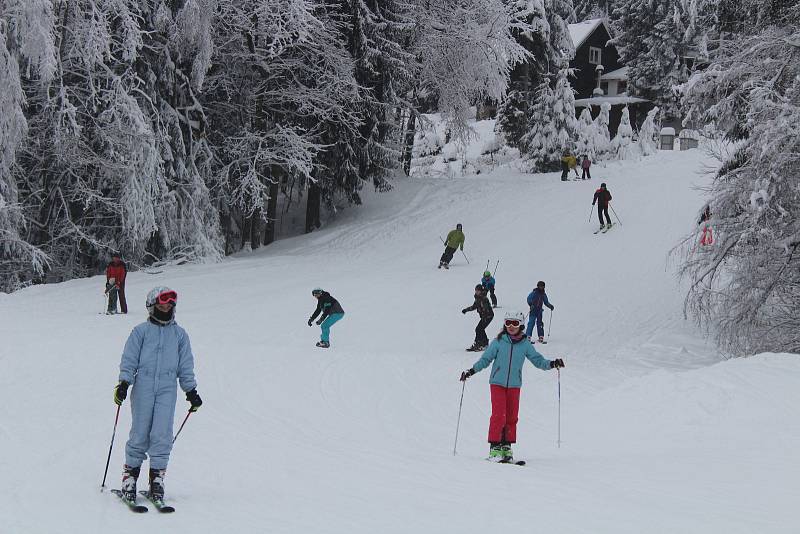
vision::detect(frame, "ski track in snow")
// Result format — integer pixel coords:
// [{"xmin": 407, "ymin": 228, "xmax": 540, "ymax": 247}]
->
[{"xmin": 1, "ymin": 149, "xmax": 798, "ymax": 534}]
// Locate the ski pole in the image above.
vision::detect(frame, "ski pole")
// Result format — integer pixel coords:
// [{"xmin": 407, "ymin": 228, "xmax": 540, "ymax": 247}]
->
[
  {"xmin": 101, "ymin": 405, "xmax": 121, "ymax": 491},
  {"xmin": 172, "ymin": 410, "xmax": 192, "ymax": 445},
  {"xmin": 453, "ymin": 379, "xmax": 466, "ymax": 455},
  {"xmin": 548, "ymin": 308, "xmax": 553, "ymax": 339},
  {"xmin": 557, "ymin": 368, "xmax": 561, "ymax": 449},
  {"xmin": 588, "ymin": 205, "xmax": 594, "ymax": 223},
  {"xmin": 610, "ymin": 205, "xmax": 622, "ymax": 226},
  {"xmin": 492, "ymin": 259, "xmax": 500, "ymax": 277},
  {"xmin": 460, "ymin": 249, "xmax": 470, "ymax": 265},
  {"xmin": 485, "ymin": 259, "xmax": 490, "ymax": 272}
]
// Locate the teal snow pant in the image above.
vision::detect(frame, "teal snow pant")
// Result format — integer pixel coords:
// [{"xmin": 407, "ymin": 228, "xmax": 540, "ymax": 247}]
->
[{"xmin": 320, "ymin": 313, "xmax": 344, "ymax": 343}]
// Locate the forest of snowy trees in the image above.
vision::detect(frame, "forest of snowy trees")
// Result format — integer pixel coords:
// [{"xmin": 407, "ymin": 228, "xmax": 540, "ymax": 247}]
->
[{"xmin": 0, "ymin": 0, "xmax": 534, "ymax": 290}]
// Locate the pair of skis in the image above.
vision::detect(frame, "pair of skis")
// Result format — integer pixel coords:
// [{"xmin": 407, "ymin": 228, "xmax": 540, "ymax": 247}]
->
[
  {"xmin": 111, "ymin": 489, "xmax": 175, "ymax": 513},
  {"xmin": 593, "ymin": 223, "xmax": 615, "ymax": 234}
]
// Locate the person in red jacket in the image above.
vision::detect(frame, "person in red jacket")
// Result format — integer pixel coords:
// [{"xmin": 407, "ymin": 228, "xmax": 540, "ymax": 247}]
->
[
  {"xmin": 592, "ymin": 183, "xmax": 613, "ymax": 230},
  {"xmin": 105, "ymin": 253, "xmax": 128, "ymax": 314}
]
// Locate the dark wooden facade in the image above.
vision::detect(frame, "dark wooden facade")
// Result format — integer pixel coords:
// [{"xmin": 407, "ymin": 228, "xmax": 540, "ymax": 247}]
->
[{"xmin": 569, "ymin": 22, "xmax": 622, "ymax": 99}]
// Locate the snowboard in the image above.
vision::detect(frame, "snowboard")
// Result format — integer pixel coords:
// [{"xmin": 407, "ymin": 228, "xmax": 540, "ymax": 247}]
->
[{"xmin": 486, "ymin": 458, "xmax": 526, "ymax": 466}]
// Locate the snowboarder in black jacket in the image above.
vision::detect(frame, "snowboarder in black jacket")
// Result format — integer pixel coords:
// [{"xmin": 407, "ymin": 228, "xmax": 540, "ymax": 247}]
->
[
  {"xmin": 462, "ymin": 284, "xmax": 494, "ymax": 351},
  {"xmin": 308, "ymin": 288, "xmax": 345, "ymax": 348}
]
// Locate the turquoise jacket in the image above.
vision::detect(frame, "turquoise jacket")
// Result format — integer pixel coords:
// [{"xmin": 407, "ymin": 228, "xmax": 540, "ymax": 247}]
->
[{"xmin": 471, "ymin": 333, "xmax": 552, "ymax": 388}]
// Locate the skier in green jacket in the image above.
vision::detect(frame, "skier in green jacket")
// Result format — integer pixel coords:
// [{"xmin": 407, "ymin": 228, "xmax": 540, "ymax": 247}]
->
[{"xmin": 439, "ymin": 223, "xmax": 465, "ymax": 269}]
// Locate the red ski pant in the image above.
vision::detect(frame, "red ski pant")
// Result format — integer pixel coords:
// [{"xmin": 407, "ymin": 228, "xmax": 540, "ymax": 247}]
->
[{"xmin": 488, "ymin": 385, "xmax": 521, "ymax": 443}]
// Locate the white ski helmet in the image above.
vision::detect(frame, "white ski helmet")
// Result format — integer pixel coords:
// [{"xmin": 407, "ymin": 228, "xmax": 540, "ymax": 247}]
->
[
  {"xmin": 503, "ymin": 311, "xmax": 526, "ymax": 326},
  {"xmin": 146, "ymin": 286, "xmax": 177, "ymax": 316}
]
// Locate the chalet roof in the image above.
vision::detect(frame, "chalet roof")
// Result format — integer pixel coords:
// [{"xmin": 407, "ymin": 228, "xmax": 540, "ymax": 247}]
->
[
  {"xmin": 574, "ymin": 95, "xmax": 649, "ymax": 108},
  {"xmin": 600, "ymin": 66, "xmax": 628, "ymax": 81},
  {"xmin": 567, "ymin": 19, "xmax": 612, "ymax": 49}
]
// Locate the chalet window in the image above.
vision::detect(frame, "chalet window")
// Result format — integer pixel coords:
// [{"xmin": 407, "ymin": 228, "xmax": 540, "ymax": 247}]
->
[
  {"xmin": 618, "ymin": 81, "xmax": 628, "ymax": 94},
  {"xmin": 589, "ymin": 46, "xmax": 602, "ymax": 65}
]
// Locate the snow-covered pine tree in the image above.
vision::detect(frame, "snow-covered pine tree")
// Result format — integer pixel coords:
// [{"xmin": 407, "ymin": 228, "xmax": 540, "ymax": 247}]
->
[
  {"xmin": 611, "ymin": 106, "xmax": 636, "ymax": 159},
  {"xmin": 677, "ymin": 2, "xmax": 800, "ymax": 355},
  {"xmin": 594, "ymin": 101, "xmax": 612, "ymax": 159},
  {"xmin": 638, "ymin": 106, "xmax": 660, "ymax": 156},
  {"xmin": 575, "ymin": 108, "xmax": 597, "ymax": 160},
  {"xmin": 523, "ymin": 66, "xmax": 578, "ymax": 171},
  {"xmin": 611, "ymin": 0, "xmax": 700, "ymax": 122}
]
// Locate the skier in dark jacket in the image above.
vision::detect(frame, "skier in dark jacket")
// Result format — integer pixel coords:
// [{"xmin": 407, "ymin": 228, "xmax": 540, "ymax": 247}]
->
[
  {"xmin": 308, "ymin": 288, "xmax": 345, "ymax": 348},
  {"xmin": 460, "ymin": 311, "xmax": 564, "ymax": 462},
  {"xmin": 105, "ymin": 253, "xmax": 128, "ymax": 314},
  {"xmin": 481, "ymin": 271, "xmax": 498, "ymax": 307},
  {"xmin": 592, "ymin": 183, "xmax": 613, "ymax": 230},
  {"xmin": 462, "ymin": 284, "xmax": 494, "ymax": 351},
  {"xmin": 526, "ymin": 281, "xmax": 554, "ymax": 343},
  {"xmin": 113, "ymin": 286, "xmax": 202, "ymax": 505}
]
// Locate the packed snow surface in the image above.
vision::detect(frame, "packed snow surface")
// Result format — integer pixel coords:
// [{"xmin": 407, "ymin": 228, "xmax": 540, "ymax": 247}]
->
[{"xmin": 1, "ymin": 149, "xmax": 797, "ymax": 533}]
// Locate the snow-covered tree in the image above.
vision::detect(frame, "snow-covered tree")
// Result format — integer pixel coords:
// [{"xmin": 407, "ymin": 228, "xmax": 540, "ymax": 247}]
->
[
  {"xmin": 676, "ymin": 5, "xmax": 800, "ymax": 355},
  {"xmin": 611, "ymin": 0, "xmax": 703, "ymax": 121},
  {"xmin": 638, "ymin": 106, "xmax": 660, "ymax": 156},
  {"xmin": 575, "ymin": 108, "xmax": 597, "ymax": 159},
  {"xmin": 594, "ymin": 102, "xmax": 612, "ymax": 159},
  {"xmin": 611, "ymin": 106, "xmax": 636, "ymax": 159}
]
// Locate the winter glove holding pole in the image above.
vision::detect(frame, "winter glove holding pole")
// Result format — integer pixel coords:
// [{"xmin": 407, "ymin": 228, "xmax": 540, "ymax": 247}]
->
[
  {"xmin": 461, "ymin": 308, "xmax": 468, "ymax": 314},
  {"xmin": 113, "ymin": 381, "xmax": 129, "ymax": 406},
  {"xmin": 307, "ymin": 318, "xmax": 313, "ymax": 327},
  {"xmin": 460, "ymin": 369, "xmax": 476, "ymax": 381},
  {"xmin": 550, "ymin": 359, "xmax": 565, "ymax": 369},
  {"xmin": 185, "ymin": 389, "xmax": 203, "ymax": 412}
]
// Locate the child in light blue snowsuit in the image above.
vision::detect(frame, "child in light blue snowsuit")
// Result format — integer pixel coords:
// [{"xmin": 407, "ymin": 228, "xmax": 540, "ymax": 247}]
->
[
  {"xmin": 526, "ymin": 281, "xmax": 554, "ymax": 342},
  {"xmin": 113, "ymin": 286, "xmax": 202, "ymax": 501}
]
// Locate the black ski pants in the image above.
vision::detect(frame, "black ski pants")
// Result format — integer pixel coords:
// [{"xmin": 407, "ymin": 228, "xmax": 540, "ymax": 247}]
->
[
  {"xmin": 597, "ymin": 204, "xmax": 611, "ymax": 225},
  {"xmin": 440, "ymin": 246, "xmax": 456, "ymax": 265},
  {"xmin": 488, "ymin": 288, "xmax": 497, "ymax": 307},
  {"xmin": 582, "ymin": 168, "xmax": 591, "ymax": 180},
  {"xmin": 475, "ymin": 316, "xmax": 493, "ymax": 346}
]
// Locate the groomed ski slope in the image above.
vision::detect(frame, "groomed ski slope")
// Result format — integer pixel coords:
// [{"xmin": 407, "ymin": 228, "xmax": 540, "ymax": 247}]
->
[{"xmin": 1, "ymin": 149, "xmax": 798, "ymax": 534}]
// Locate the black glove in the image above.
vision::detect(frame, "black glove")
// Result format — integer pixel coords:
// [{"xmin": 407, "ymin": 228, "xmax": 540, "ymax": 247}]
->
[
  {"xmin": 114, "ymin": 381, "xmax": 129, "ymax": 406},
  {"xmin": 549, "ymin": 305, "xmax": 555, "ymax": 311},
  {"xmin": 460, "ymin": 369, "xmax": 476, "ymax": 381},
  {"xmin": 550, "ymin": 359, "xmax": 565, "ymax": 369},
  {"xmin": 316, "ymin": 318, "xmax": 324, "ymax": 325},
  {"xmin": 461, "ymin": 309, "xmax": 468, "ymax": 314},
  {"xmin": 185, "ymin": 389, "xmax": 203, "ymax": 412},
  {"xmin": 307, "ymin": 318, "xmax": 313, "ymax": 327}
]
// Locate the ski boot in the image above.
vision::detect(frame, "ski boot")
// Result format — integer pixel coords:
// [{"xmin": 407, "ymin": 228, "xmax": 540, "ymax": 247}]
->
[
  {"xmin": 316, "ymin": 341, "xmax": 330, "ymax": 348},
  {"xmin": 121, "ymin": 465, "xmax": 140, "ymax": 502},
  {"xmin": 466, "ymin": 343, "xmax": 485, "ymax": 352},
  {"xmin": 148, "ymin": 468, "xmax": 166, "ymax": 500},
  {"xmin": 488, "ymin": 443, "xmax": 505, "ymax": 462},
  {"xmin": 538, "ymin": 336, "xmax": 545, "ymax": 344},
  {"xmin": 443, "ymin": 263, "xmax": 449, "ymax": 270},
  {"xmin": 499, "ymin": 443, "xmax": 513, "ymax": 463},
  {"xmin": 438, "ymin": 261, "xmax": 443, "ymax": 269}
]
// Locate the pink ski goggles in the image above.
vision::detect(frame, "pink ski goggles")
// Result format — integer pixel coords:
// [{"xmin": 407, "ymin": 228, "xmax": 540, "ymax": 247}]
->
[{"xmin": 155, "ymin": 290, "xmax": 177, "ymax": 305}]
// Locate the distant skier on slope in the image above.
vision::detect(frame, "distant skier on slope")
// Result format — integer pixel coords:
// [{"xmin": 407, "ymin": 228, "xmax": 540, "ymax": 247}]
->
[
  {"xmin": 462, "ymin": 284, "xmax": 494, "ymax": 351},
  {"xmin": 105, "ymin": 253, "xmax": 128, "ymax": 314},
  {"xmin": 526, "ymin": 281, "xmax": 554, "ymax": 344},
  {"xmin": 439, "ymin": 223, "xmax": 465, "ymax": 269},
  {"xmin": 592, "ymin": 182, "xmax": 613, "ymax": 231},
  {"xmin": 113, "ymin": 286, "xmax": 202, "ymax": 505},
  {"xmin": 308, "ymin": 288, "xmax": 345, "ymax": 348},
  {"xmin": 460, "ymin": 312, "xmax": 564, "ymax": 462},
  {"xmin": 481, "ymin": 270, "xmax": 498, "ymax": 307},
  {"xmin": 580, "ymin": 154, "xmax": 592, "ymax": 180}
]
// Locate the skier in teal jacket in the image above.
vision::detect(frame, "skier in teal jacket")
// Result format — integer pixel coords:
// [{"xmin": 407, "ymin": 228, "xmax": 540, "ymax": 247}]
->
[{"xmin": 461, "ymin": 312, "xmax": 564, "ymax": 462}]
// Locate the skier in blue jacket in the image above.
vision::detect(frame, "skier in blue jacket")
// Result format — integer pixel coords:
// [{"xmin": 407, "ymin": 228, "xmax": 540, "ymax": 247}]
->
[
  {"xmin": 481, "ymin": 271, "xmax": 498, "ymax": 307},
  {"xmin": 113, "ymin": 286, "xmax": 202, "ymax": 503},
  {"xmin": 461, "ymin": 312, "xmax": 564, "ymax": 461},
  {"xmin": 526, "ymin": 280, "xmax": 554, "ymax": 343}
]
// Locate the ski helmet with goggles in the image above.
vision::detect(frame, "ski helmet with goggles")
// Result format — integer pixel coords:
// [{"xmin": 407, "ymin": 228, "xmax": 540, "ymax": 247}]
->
[
  {"xmin": 146, "ymin": 286, "xmax": 177, "ymax": 322},
  {"xmin": 311, "ymin": 288, "xmax": 324, "ymax": 296},
  {"xmin": 503, "ymin": 311, "xmax": 526, "ymax": 329},
  {"xmin": 483, "ymin": 271, "xmax": 491, "ymax": 277},
  {"xmin": 537, "ymin": 280, "xmax": 545, "ymax": 289}
]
